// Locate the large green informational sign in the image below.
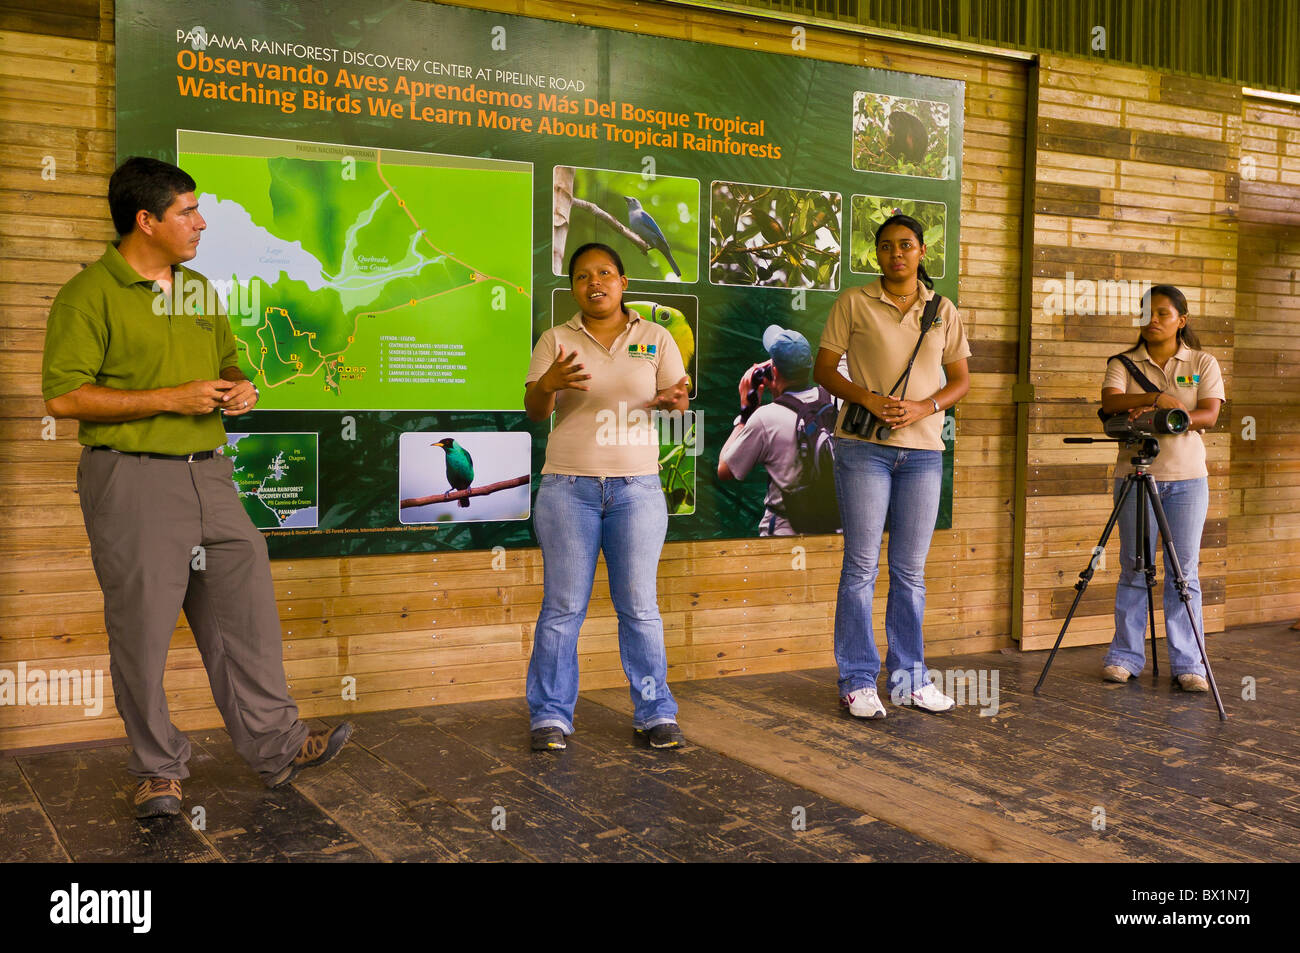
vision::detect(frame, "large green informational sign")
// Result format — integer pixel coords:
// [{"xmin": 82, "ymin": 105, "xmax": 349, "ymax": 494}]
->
[{"xmin": 116, "ymin": 0, "xmax": 965, "ymax": 556}]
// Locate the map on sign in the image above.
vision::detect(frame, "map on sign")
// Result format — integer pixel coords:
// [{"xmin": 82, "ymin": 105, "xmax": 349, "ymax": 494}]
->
[
  {"xmin": 223, "ymin": 432, "xmax": 320, "ymax": 530},
  {"xmin": 178, "ymin": 130, "xmax": 532, "ymax": 411}
]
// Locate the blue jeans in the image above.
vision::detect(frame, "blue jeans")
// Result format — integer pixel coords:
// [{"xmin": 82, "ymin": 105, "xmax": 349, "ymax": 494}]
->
[
  {"xmin": 831, "ymin": 438, "xmax": 942, "ymax": 697},
  {"xmin": 527, "ymin": 474, "xmax": 677, "ymax": 733},
  {"xmin": 1105, "ymin": 476, "xmax": 1208, "ymax": 677}
]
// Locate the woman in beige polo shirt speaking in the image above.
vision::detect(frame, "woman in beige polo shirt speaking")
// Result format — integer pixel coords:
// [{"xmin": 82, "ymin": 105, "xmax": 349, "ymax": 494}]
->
[
  {"xmin": 814, "ymin": 214, "xmax": 971, "ymax": 720},
  {"xmin": 522, "ymin": 242, "xmax": 690, "ymax": 752},
  {"xmin": 1100, "ymin": 284, "xmax": 1224, "ymax": 692}
]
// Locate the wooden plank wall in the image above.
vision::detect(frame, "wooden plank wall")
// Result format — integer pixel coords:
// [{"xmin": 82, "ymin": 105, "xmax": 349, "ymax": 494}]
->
[
  {"xmin": 1020, "ymin": 57, "xmax": 1242, "ymax": 650},
  {"xmin": 1228, "ymin": 98, "xmax": 1300, "ymax": 626},
  {"xmin": 0, "ymin": 0, "xmax": 1027, "ymax": 750},
  {"xmin": 2, "ymin": 2, "xmax": 1295, "ymax": 754}
]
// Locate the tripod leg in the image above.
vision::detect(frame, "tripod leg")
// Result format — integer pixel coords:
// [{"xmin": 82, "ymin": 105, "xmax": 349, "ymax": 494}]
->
[
  {"xmin": 1133, "ymin": 477, "xmax": 1160, "ymax": 679},
  {"xmin": 1141, "ymin": 474, "xmax": 1226, "ymax": 720},
  {"xmin": 1145, "ymin": 513, "xmax": 1159, "ymax": 680},
  {"xmin": 1034, "ymin": 475, "xmax": 1136, "ymax": 694}
]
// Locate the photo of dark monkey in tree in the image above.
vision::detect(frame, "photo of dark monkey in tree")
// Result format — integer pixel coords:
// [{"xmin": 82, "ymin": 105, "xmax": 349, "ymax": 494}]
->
[{"xmin": 852, "ymin": 92, "xmax": 951, "ymax": 179}]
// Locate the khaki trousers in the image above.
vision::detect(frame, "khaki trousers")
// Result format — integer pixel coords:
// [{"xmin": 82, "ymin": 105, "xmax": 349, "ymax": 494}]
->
[{"xmin": 77, "ymin": 446, "xmax": 309, "ymax": 782}]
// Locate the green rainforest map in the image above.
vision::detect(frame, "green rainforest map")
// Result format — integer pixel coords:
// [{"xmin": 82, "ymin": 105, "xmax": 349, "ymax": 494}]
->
[
  {"xmin": 179, "ymin": 130, "xmax": 532, "ymax": 411},
  {"xmin": 223, "ymin": 432, "xmax": 320, "ymax": 529}
]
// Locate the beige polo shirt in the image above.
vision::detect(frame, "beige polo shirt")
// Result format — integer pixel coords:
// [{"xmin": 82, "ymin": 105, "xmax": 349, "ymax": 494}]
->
[
  {"xmin": 526, "ymin": 311, "xmax": 687, "ymax": 476},
  {"xmin": 1103, "ymin": 344, "xmax": 1225, "ymax": 481},
  {"xmin": 818, "ymin": 280, "xmax": 970, "ymax": 451}
]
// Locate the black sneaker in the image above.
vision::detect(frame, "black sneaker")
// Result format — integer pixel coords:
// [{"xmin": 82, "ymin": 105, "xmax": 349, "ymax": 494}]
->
[
  {"xmin": 636, "ymin": 722, "xmax": 686, "ymax": 749},
  {"xmin": 530, "ymin": 726, "xmax": 567, "ymax": 751}
]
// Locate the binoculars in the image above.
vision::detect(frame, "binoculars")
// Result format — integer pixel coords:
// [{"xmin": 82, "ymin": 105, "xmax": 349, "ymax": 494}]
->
[{"xmin": 842, "ymin": 398, "xmax": 892, "ymax": 442}]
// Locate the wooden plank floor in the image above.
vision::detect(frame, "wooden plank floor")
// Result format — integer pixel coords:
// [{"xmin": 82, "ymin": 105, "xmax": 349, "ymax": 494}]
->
[{"xmin": 1, "ymin": 622, "xmax": 1295, "ymax": 863}]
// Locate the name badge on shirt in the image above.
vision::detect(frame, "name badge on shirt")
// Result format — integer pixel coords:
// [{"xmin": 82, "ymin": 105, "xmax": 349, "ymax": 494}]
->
[
  {"xmin": 1175, "ymin": 373, "xmax": 1200, "ymax": 386},
  {"xmin": 628, "ymin": 343, "xmax": 657, "ymax": 360}
]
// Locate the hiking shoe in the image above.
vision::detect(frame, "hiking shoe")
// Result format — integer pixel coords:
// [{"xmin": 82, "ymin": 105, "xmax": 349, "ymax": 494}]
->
[
  {"xmin": 1102, "ymin": 665, "xmax": 1132, "ymax": 683},
  {"xmin": 841, "ymin": 687, "xmax": 886, "ymax": 719},
  {"xmin": 134, "ymin": 777, "xmax": 182, "ymax": 819},
  {"xmin": 635, "ymin": 723, "xmax": 685, "ymax": 748},
  {"xmin": 1176, "ymin": 673, "xmax": 1210, "ymax": 693},
  {"xmin": 267, "ymin": 722, "xmax": 353, "ymax": 789},
  {"xmin": 530, "ymin": 726, "xmax": 567, "ymax": 751},
  {"xmin": 908, "ymin": 683, "xmax": 956, "ymax": 713}
]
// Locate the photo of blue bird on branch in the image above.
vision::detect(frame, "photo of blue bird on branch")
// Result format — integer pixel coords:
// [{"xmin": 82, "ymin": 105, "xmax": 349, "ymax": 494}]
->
[{"xmin": 552, "ymin": 165, "xmax": 699, "ymax": 283}]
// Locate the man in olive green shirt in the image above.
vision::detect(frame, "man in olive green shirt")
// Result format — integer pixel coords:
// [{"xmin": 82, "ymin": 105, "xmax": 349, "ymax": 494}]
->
[{"xmin": 42, "ymin": 157, "xmax": 350, "ymax": 819}]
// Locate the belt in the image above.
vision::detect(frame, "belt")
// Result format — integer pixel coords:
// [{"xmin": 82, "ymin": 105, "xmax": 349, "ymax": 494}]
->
[{"xmin": 90, "ymin": 445, "xmax": 217, "ymax": 462}]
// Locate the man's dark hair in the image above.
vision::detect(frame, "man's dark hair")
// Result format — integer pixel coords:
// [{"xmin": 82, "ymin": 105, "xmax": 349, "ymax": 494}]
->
[{"xmin": 108, "ymin": 157, "xmax": 196, "ymax": 236}]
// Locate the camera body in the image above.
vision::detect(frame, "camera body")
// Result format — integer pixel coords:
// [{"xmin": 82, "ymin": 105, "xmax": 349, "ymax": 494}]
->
[{"xmin": 744, "ymin": 363, "xmax": 775, "ymax": 413}]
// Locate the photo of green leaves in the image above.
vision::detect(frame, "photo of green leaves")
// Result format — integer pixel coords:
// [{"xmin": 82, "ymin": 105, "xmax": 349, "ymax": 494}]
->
[
  {"xmin": 709, "ymin": 182, "xmax": 842, "ymax": 290},
  {"xmin": 850, "ymin": 195, "xmax": 947, "ymax": 278},
  {"xmin": 658, "ymin": 423, "xmax": 696, "ymax": 516}
]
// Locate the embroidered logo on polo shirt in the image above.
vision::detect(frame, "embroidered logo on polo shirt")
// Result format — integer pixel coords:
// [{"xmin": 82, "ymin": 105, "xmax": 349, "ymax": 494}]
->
[
  {"xmin": 1175, "ymin": 374, "xmax": 1200, "ymax": 386},
  {"xmin": 628, "ymin": 343, "xmax": 657, "ymax": 360}
]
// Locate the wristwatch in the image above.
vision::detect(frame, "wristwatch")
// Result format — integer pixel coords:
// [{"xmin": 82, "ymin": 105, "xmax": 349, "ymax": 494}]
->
[{"xmin": 929, "ymin": 397, "xmax": 941, "ymax": 415}]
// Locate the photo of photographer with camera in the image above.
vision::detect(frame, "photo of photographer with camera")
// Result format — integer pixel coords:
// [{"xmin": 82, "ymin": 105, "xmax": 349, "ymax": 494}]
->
[
  {"xmin": 718, "ymin": 325, "xmax": 841, "ymax": 536},
  {"xmin": 812, "ymin": 214, "xmax": 971, "ymax": 719},
  {"xmin": 1099, "ymin": 285, "xmax": 1225, "ymax": 691}
]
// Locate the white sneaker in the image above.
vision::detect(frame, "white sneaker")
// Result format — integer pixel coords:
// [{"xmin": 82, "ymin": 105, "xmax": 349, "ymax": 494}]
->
[
  {"xmin": 908, "ymin": 683, "xmax": 956, "ymax": 713},
  {"xmin": 841, "ymin": 687, "xmax": 886, "ymax": 719}
]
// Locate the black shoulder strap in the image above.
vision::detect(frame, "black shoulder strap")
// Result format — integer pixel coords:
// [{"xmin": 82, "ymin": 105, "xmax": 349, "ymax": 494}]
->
[
  {"xmin": 920, "ymin": 291, "xmax": 943, "ymax": 334},
  {"xmin": 1108, "ymin": 351, "xmax": 1160, "ymax": 393},
  {"xmin": 888, "ymin": 293, "xmax": 944, "ymax": 398}
]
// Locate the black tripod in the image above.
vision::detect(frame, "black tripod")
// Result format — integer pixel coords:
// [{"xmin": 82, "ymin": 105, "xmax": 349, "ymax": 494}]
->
[{"xmin": 1033, "ymin": 436, "xmax": 1226, "ymax": 720}]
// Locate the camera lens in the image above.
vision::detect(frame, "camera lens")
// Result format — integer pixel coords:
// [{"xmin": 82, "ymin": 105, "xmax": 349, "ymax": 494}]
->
[{"xmin": 1155, "ymin": 408, "xmax": 1190, "ymax": 434}]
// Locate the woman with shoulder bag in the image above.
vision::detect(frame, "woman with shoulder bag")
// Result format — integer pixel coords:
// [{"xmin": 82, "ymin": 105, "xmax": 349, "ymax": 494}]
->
[
  {"xmin": 1099, "ymin": 284, "xmax": 1224, "ymax": 691},
  {"xmin": 813, "ymin": 214, "xmax": 971, "ymax": 720}
]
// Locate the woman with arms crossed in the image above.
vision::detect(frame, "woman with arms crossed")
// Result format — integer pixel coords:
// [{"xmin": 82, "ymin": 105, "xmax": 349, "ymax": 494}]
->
[
  {"xmin": 813, "ymin": 214, "xmax": 971, "ymax": 719},
  {"xmin": 523, "ymin": 243, "xmax": 689, "ymax": 751},
  {"xmin": 1100, "ymin": 285, "xmax": 1224, "ymax": 691}
]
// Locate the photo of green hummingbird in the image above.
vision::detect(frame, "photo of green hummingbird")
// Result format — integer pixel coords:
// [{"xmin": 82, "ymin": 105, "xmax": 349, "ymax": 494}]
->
[{"xmin": 433, "ymin": 437, "xmax": 474, "ymax": 507}]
